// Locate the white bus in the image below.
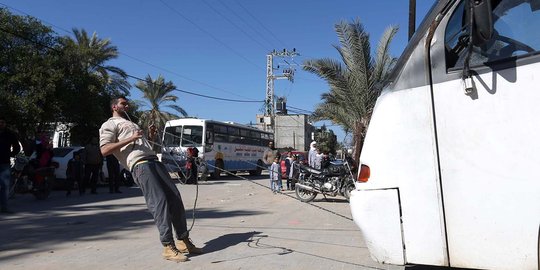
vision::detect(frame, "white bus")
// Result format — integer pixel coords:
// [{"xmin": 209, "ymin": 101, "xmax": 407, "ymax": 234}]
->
[
  {"xmin": 350, "ymin": 0, "xmax": 540, "ymax": 269},
  {"xmin": 161, "ymin": 118, "xmax": 273, "ymax": 178}
]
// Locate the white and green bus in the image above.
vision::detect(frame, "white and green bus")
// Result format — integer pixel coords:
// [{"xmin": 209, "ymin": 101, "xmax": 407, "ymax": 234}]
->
[{"xmin": 161, "ymin": 118, "xmax": 273, "ymax": 178}]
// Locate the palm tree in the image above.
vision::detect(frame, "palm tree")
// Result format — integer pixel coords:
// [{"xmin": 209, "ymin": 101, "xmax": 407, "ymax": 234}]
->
[
  {"xmin": 303, "ymin": 19, "xmax": 398, "ymax": 162},
  {"xmin": 61, "ymin": 28, "xmax": 129, "ymax": 98},
  {"xmin": 135, "ymin": 74, "xmax": 188, "ymax": 150},
  {"xmin": 58, "ymin": 28, "xmax": 130, "ymax": 143},
  {"xmin": 68, "ymin": 29, "xmax": 127, "ymax": 82}
]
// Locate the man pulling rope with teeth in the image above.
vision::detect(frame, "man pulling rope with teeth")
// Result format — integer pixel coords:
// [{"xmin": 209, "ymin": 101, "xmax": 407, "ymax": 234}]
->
[{"xmin": 99, "ymin": 96, "xmax": 203, "ymax": 262}]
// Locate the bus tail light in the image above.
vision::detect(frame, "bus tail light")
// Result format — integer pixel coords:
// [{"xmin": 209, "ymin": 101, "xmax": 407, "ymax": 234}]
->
[{"xmin": 358, "ymin": 164, "xmax": 370, "ymax": 182}]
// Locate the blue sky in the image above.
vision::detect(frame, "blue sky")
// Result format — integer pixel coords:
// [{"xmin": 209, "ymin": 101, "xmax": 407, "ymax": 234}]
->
[{"xmin": 1, "ymin": 0, "xmax": 434, "ymax": 144}]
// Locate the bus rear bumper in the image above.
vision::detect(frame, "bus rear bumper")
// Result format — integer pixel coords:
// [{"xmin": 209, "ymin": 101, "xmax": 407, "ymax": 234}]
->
[{"xmin": 349, "ymin": 188, "xmax": 405, "ymax": 265}]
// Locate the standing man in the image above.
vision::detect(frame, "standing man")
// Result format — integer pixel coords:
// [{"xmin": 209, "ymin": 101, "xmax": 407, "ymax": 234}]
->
[
  {"xmin": 106, "ymin": 154, "xmax": 121, "ymax": 194},
  {"xmin": 99, "ymin": 96, "xmax": 202, "ymax": 263},
  {"xmin": 83, "ymin": 137, "xmax": 102, "ymax": 194},
  {"xmin": 0, "ymin": 117, "xmax": 20, "ymax": 214}
]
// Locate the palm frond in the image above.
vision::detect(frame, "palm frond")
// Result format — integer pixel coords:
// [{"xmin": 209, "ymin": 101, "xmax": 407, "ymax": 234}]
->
[
  {"xmin": 134, "ymin": 74, "xmax": 188, "ymax": 127},
  {"xmin": 302, "ymin": 19, "xmax": 397, "ymax": 157},
  {"xmin": 165, "ymin": 104, "xmax": 188, "ymax": 117},
  {"xmin": 373, "ymin": 25, "xmax": 399, "ymax": 85}
]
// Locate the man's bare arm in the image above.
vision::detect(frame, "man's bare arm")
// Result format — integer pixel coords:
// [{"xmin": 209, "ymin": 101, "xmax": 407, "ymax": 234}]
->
[
  {"xmin": 147, "ymin": 124, "xmax": 157, "ymax": 142},
  {"xmin": 101, "ymin": 130, "xmax": 143, "ymax": 156}
]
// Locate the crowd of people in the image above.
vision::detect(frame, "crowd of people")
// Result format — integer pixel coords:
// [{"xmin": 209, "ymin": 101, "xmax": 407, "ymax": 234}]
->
[
  {"xmin": 2, "ymin": 96, "xmax": 352, "ymax": 263},
  {"xmin": 0, "ymin": 119, "xmax": 126, "ymax": 214},
  {"xmin": 65, "ymin": 142, "xmax": 123, "ymax": 197},
  {"xmin": 263, "ymin": 140, "xmax": 332, "ymax": 194}
]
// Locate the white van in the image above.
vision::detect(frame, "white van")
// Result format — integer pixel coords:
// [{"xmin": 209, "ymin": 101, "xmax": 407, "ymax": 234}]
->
[{"xmin": 349, "ymin": 0, "xmax": 540, "ymax": 269}]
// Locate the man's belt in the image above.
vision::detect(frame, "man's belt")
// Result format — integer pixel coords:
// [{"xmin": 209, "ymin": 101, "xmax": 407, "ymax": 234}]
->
[{"xmin": 132, "ymin": 157, "xmax": 158, "ymax": 171}]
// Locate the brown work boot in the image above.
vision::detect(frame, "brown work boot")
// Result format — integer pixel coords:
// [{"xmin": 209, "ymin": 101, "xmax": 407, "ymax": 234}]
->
[
  {"xmin": 176, "ymin": 238, "xmax": 204, "ymax": 254},
  {"xmin": 162, "ymin": 244, "xmax": 188, "ymax": 262}
]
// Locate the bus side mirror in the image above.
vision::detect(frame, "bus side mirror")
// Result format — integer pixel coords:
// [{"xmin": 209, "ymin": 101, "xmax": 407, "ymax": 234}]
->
[{"xmin": 471, "ymin": 0, "xmax": 493, "ymax": 46}]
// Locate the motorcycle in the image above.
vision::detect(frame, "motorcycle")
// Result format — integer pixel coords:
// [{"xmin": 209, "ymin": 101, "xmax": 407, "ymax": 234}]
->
[
  {"xmin": 294, "ymin": 158, "xmax": 356, "ymax": 202},
  {"xmin": 10, "ymin": 155, "xmax": 56, "ymax": 200}
]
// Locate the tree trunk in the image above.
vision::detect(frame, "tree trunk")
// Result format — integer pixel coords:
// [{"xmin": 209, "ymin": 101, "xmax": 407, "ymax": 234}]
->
[{"xmin": 352, "ymin": 120, "xmax": 364, "ymax": 164}]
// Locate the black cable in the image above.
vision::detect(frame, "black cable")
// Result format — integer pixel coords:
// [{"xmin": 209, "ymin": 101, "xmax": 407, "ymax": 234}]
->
[
  {"xmin": 287, "ymin": 105, "xmax": 313, "ymax": 114},
  {"xmin": 158, "ymin": 0, "xmax": 264, "ymax": 71},
  {"xmin": 0, "ymin": 25, "xmax": 264, "ymax": 104},
  {"xmin": 219, "ymin": 1, "xmax": 279, "ymax": 49},
  {"xmin": 0, "ymin": 2, "xmax": 263, "ymax": 102},
  {"xmin": 201, "ymin": 0, "xmax": 270, "ymax": 52},
  {"xmin": 234, "ymin": 0, "xmax": 289, "ymax": 49}
]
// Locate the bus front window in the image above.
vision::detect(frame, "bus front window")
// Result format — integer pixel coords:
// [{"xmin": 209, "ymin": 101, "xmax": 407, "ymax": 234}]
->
[
  {"xmin": 164, "ymin": 126, "xmax": 182, "ymax": 147},
  {"xmin": 181, "ymin": 126, "xmax": 203, "ymax": 147}
]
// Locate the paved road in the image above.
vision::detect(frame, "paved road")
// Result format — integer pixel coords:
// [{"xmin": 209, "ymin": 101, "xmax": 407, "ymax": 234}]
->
[{"xmin": 0, "ymin": 174, "xmax": 403, "ymax": 270}]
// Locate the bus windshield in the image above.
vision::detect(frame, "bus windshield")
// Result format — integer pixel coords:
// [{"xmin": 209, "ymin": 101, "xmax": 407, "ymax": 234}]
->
[
  {"xmin": 181, "ymin": 125, "xmax": 203, "ymax": 147},
  {"xmin": 163, "ymin": 126, "xmax": 181, "ymax": 147}
]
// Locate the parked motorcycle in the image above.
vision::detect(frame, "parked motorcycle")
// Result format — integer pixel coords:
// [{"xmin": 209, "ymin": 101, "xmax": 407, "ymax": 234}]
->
[
  {"xmin": 10, "ymin": 155, "xmax": 56, "ymax": 200},
  {"xmin": 294, "ymin": 158, "xmax": 355, "ymax": 202}
]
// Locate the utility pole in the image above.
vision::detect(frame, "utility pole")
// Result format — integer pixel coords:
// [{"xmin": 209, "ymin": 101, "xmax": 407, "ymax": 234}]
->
[
  {"xmin": 408, "ymin": 0, "xmax": 416, "ymax": 40},
  {"xmin": 264, "ymin": 48, "xmax": 298, "ymax": 132}
]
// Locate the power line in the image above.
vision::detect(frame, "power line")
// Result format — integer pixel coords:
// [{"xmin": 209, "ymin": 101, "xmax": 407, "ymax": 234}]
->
[
  {"xmin": 0, "ymin": 2, "xmax": 262, "ymax": 102},
  {"xmin": 158, "ymin": 0, "xmax": 264, "ymax": 71},
  {"xmin": 121, "ymin": 53, "xmax": 261, "ymax": 101},
  {"xmin": 201, "ymin": 0, "xmax": 270, "ymax": 52},
  {"xmin": 218, "ymin": 1, "xmax": 279, "ymax": 49},
  {"xmin": 287, "ymin": 109, "xmax": 309, "ymax": 115},
  {"xmin": 0, "ymin": 25, "xmax": 264, "ymax": 104},
  {"xmin": 124, "ymin": 74, "xmax": 263, "ymax": 103},
  {"xmin": 234, "ymin": 0, "xmax": 289, "ymax": 49},
  {"xmin": 288, "ymin": 105, "xmax": 313, "ymax": 114}
]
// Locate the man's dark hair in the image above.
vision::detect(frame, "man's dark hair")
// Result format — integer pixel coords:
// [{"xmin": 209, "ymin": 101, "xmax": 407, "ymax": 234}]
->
[{"xmin": 110, "ymin": 96, "xmax": 128, "ymax": 108}]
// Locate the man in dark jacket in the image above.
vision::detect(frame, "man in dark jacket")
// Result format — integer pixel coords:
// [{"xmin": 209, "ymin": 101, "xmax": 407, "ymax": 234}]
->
[
  {"xmin": 66, "ymin": 150, "xmax": 84, "ymax": 196},
  {"xmin": 106, "ymin": 154, "xmax": 121, "ymax": 193},
  {"xmin": 83, "ymin": 137, "xmax": 103, "ymax": 194},
  {"xmin": 0, "ymin": 117, "xmax": 20, "ymax": 213}
]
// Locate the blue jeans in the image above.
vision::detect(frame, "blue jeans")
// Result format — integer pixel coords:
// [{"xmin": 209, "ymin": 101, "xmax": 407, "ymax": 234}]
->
[{"xmin": 0, "ymin": 164, "xmax": 11, "ymax": 210}]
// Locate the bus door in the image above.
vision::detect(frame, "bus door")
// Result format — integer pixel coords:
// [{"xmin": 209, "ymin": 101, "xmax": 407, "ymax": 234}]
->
[{"xmin": 429, "ymin": 0, "xmax": 540, "ymax": 268}]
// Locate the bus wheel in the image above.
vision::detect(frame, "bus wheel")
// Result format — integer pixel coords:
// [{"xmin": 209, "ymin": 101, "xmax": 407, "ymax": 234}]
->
[{"xmin": 212, "ymin": 160, "xmax": 224, "ymax": 179}]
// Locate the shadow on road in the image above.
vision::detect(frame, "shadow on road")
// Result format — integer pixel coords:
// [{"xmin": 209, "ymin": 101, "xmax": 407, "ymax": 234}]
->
[
  {"xmin": 203, "ymin": 231, "xmax": 262, "ymax": 254},
  {"xmin": 187, "ymin": 207, "xmax": 268, "ymax": 219},
  {"xmin": 0, "ymin": 185, "xmax": 268, "ymax": 263},
  {"xmin": 0, "ymin": 187, "xmax": 150, "ymax": 262},
  {"xmin": 311, "ymin": 197, "xmax": 349, "ymax": 203}
]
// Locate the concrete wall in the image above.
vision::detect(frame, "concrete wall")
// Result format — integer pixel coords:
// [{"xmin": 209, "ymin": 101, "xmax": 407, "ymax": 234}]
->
[
  {"xmin": 255, "ymin": 114, "xmax": 314, "ymax": 151},
  {"xmin": 274, "ymin": 114, "xmax": 314, "ymax": 151}
]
